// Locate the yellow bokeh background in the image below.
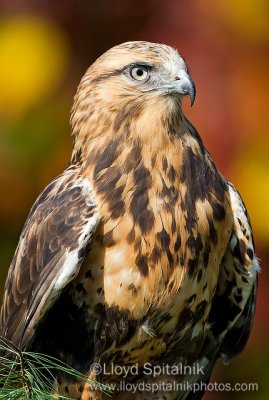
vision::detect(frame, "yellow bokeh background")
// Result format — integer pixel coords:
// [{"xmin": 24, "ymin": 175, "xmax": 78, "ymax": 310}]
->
[
  {"xmin": 0, "ymin": 16, "xmax": 69, "ymax": 115},
  {"xmin": 216, "ymin": 0, "xmax": 269, "ymax": 40},
  {"xmin": 231, "ymin": 138, "xmax": 269, "ymax": 246}
]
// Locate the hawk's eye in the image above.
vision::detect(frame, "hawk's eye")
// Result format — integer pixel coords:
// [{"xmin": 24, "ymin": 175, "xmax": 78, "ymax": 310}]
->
[{"xmin": 130, "ymin": 65, "xmax": 149, "ymax": 81}]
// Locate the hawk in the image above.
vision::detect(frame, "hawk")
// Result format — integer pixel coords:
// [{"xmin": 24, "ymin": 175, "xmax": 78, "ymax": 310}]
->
[{"xmin": 0, "ymin": 41, "xmax": 258, "ymax": 399}]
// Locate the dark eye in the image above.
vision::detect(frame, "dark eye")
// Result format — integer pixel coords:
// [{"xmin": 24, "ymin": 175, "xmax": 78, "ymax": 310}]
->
[{"xmin": 130, "ymin": 65, "xmax": 149, "ymax": 81}]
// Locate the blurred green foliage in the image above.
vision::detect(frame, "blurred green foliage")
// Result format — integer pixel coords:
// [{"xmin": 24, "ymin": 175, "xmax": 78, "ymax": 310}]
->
[{"xmin": 0, "ymin": 1, "xmax": 268, "ymax": 399}]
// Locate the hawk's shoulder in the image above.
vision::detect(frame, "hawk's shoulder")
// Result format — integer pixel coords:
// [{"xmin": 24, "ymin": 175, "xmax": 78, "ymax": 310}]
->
[{"xmin": 0, "ymin": 166, "xmax": 100, "ymax": 348}]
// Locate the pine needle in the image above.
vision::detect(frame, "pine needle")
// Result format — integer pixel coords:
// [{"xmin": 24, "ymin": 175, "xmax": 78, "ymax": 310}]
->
[{"xmin": 0, "ymin": 337, "xmax": 113, "ymax": 399}]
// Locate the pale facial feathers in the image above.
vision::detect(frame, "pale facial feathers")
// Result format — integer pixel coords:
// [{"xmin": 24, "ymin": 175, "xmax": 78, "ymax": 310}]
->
[{"xmin": 71, "ymin": 41, "xmax": 195, "ymax": 142}]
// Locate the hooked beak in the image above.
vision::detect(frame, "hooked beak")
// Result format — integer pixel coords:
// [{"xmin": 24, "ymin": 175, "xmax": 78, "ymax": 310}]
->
[
  {"xmin": 183, "ymin": 75, "xmax": 196, "ymax": 106},
  {"xmin": 175, "ymin": 72, "xmax": 196, "ymax": 106}
]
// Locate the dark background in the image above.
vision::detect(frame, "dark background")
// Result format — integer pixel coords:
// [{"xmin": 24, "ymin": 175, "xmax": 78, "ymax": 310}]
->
[{"xmin": 0, "ymin": 1, "xmax": 268, "ymax": 398}]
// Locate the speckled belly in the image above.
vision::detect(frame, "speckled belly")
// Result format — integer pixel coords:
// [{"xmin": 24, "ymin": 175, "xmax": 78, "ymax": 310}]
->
[{"xmin": 69, "ymin": 214, "xmax": 226, "ymax": 369}]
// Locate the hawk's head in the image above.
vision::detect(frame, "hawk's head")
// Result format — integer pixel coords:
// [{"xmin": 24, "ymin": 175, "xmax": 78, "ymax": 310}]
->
[
  {"xmin": 89, "ymin": 41, "xmax": 195, "ymax": 106},
  {"xmin": 71, "ymin": 41, "xmax": 195, "ymax": 143}
]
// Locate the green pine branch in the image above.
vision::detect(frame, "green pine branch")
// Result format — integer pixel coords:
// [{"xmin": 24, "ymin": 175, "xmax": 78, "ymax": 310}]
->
[{"xmin": 0, "ymin": 337, "xmax": 112, "ymax": 399}]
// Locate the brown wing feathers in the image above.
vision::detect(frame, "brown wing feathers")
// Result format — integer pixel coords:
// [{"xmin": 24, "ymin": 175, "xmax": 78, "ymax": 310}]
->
[{"xmin": 0, "ymin": 167, "xmax": 100, "ymax": 348}]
